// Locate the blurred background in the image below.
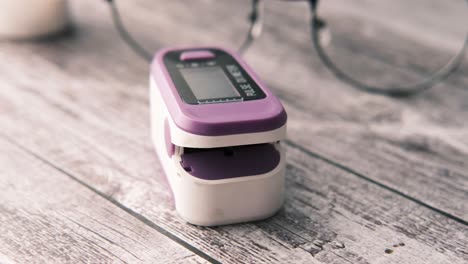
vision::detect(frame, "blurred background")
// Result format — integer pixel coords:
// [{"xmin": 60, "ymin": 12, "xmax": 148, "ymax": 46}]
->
[
  {"xmin": 1, "ymin": 1, "xmax": 467, "ymax": 263},
  {"xmin": 1, "ymin": 0, "xmax": 467, "ymax": 154},
  {"xmin": 1, "ymin": 0, "xmax": 466, "ymax": 95}
]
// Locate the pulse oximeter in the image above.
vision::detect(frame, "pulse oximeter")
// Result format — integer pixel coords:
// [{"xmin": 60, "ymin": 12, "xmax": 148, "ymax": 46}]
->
[{"xmin": 150, "ymin": 47, "xmax": 287, "ymax": 226}]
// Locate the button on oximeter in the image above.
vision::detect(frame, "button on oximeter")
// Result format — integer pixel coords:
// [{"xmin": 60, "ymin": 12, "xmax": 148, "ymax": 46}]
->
[{"xmin": 180, "ymin": 50, "xmax": 215, "ymax": 61}]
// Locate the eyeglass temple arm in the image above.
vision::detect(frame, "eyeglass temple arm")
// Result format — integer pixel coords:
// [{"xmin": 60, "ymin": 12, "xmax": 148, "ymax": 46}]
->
[
  {"xmin": 239, "ymin": 0, "xmax": 264, "ymax": 54},
  {"xmin": 106, "ymin": 0, "xmax": 153, "ymax": 62},
  {"xmin": 105, "ymin": 0, "xmax": 264, "ymax": 61}
]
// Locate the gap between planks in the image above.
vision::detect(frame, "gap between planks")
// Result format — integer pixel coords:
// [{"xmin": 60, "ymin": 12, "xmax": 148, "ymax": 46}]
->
[
  {"xmin": 1, "ymin": 82, "xmax": 466, "ymax": 262},
  {"xmin": 282, "ymin": 140, "xmax": 468, "ymax": 226},
  {"xmin": 1, "ymin": 1, "xmax": 466, "ymax": 262},
  {"xmin": 1, "ymin": 125, "xmax": 466, "ymax": 263},
  {"xmin": 1, "ymin": 135, "xmax": 222, "ymax": 264}
]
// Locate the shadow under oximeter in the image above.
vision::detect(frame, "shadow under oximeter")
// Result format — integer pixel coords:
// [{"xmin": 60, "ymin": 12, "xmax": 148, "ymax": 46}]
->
[{"xmin": 150, "ymin": 47, "xmax": 287, "ymax": 226}]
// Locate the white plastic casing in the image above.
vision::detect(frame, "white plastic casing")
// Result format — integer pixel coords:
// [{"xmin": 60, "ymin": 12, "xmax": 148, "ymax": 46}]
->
[
  {"xmin": 150, "ymin": 78, "xmax": 286, "ymax": 226},
  {"xmin": 0, "ymin": 0, "xmax": 69, "ymax": 39}
]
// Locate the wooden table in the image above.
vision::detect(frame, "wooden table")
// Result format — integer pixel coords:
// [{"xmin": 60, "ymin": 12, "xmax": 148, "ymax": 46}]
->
[{"xmin": 1, "ymin": 0, "xmax": 467, "ymax": 263}]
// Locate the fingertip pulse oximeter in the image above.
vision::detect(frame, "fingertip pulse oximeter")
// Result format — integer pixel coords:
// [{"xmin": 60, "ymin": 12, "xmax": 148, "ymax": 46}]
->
[{"xmin": 150, "ymin": 47, "xmax": 287, "ymax": 226}]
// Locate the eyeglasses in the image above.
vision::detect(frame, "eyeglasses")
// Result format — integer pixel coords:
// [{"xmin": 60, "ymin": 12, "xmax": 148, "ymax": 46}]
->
[{"xmin": 106, "ymin": 0, "xmax": 468, "ymax": 97}]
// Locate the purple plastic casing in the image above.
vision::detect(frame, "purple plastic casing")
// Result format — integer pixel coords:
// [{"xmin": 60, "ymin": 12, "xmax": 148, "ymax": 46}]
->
[{"xmin": 151, "ymin": 47, "xmax": 287, "ymax": 136}]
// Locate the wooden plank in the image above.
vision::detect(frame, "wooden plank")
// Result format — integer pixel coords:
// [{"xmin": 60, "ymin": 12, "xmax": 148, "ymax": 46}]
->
[
  {"xmin": 42, "ymin": 0, "xmax": 468, "ymax": 220},
  {"xmin": 0, "ymin": 0, "xmax": 467, "ymax": 263},
  {"xmin": 0, "ymin": 137, "xmax": 208, "ymax": 263},
  {"xmin": 1, "ymin": 68, "xmax": 467, "ymax": 263},
  {"xmin": 0, "ymin": 84, "xmax": 316, "ymax": 263},
  {"xmin": 1, "ymin": 14, "xmax": 468, "ymax": 264},
  {"xmin": 246, "ymin": 0, "xmax": 468, "ymax": 221}
]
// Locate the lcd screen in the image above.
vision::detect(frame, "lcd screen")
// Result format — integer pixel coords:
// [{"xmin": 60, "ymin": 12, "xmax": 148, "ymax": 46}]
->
[{"xmin": 180, "ymin": 67, "xmax": 240, "ymax": 100}]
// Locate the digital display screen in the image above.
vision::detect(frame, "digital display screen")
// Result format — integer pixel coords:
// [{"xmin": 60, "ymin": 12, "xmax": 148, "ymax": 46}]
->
[{"xmin": 179, "ymin": 67, "xmax": 240, "ymax": 101}]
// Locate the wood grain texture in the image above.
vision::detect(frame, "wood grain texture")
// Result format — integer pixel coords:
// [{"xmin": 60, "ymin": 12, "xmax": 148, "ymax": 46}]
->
[
  {"xmin": 0, "ymin": 138, "xmax": 207, "ymax": 264},
  {"xmin": 1, "ymin": 69, "xmax": 467, "ymax": 264},
  {"xmin": 1, "ymin": 66, "xmax": 467, "ymax": 263},
  {"xmin": 250, "ymin": 0, "xmax": 468, "ymax": 221},
  {"xmin": 0, "ymin": 0, "xmax": 467, "ymax": 263},
  {"xmin": 83, "ymin": 0, "xmax": 468, "ymax": 219}
]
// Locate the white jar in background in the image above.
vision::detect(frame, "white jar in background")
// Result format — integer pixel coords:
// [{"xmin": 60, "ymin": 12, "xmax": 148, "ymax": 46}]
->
[{"xmin": 0, "ymin": 0, "xmax": 69, "ymax": 39}]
